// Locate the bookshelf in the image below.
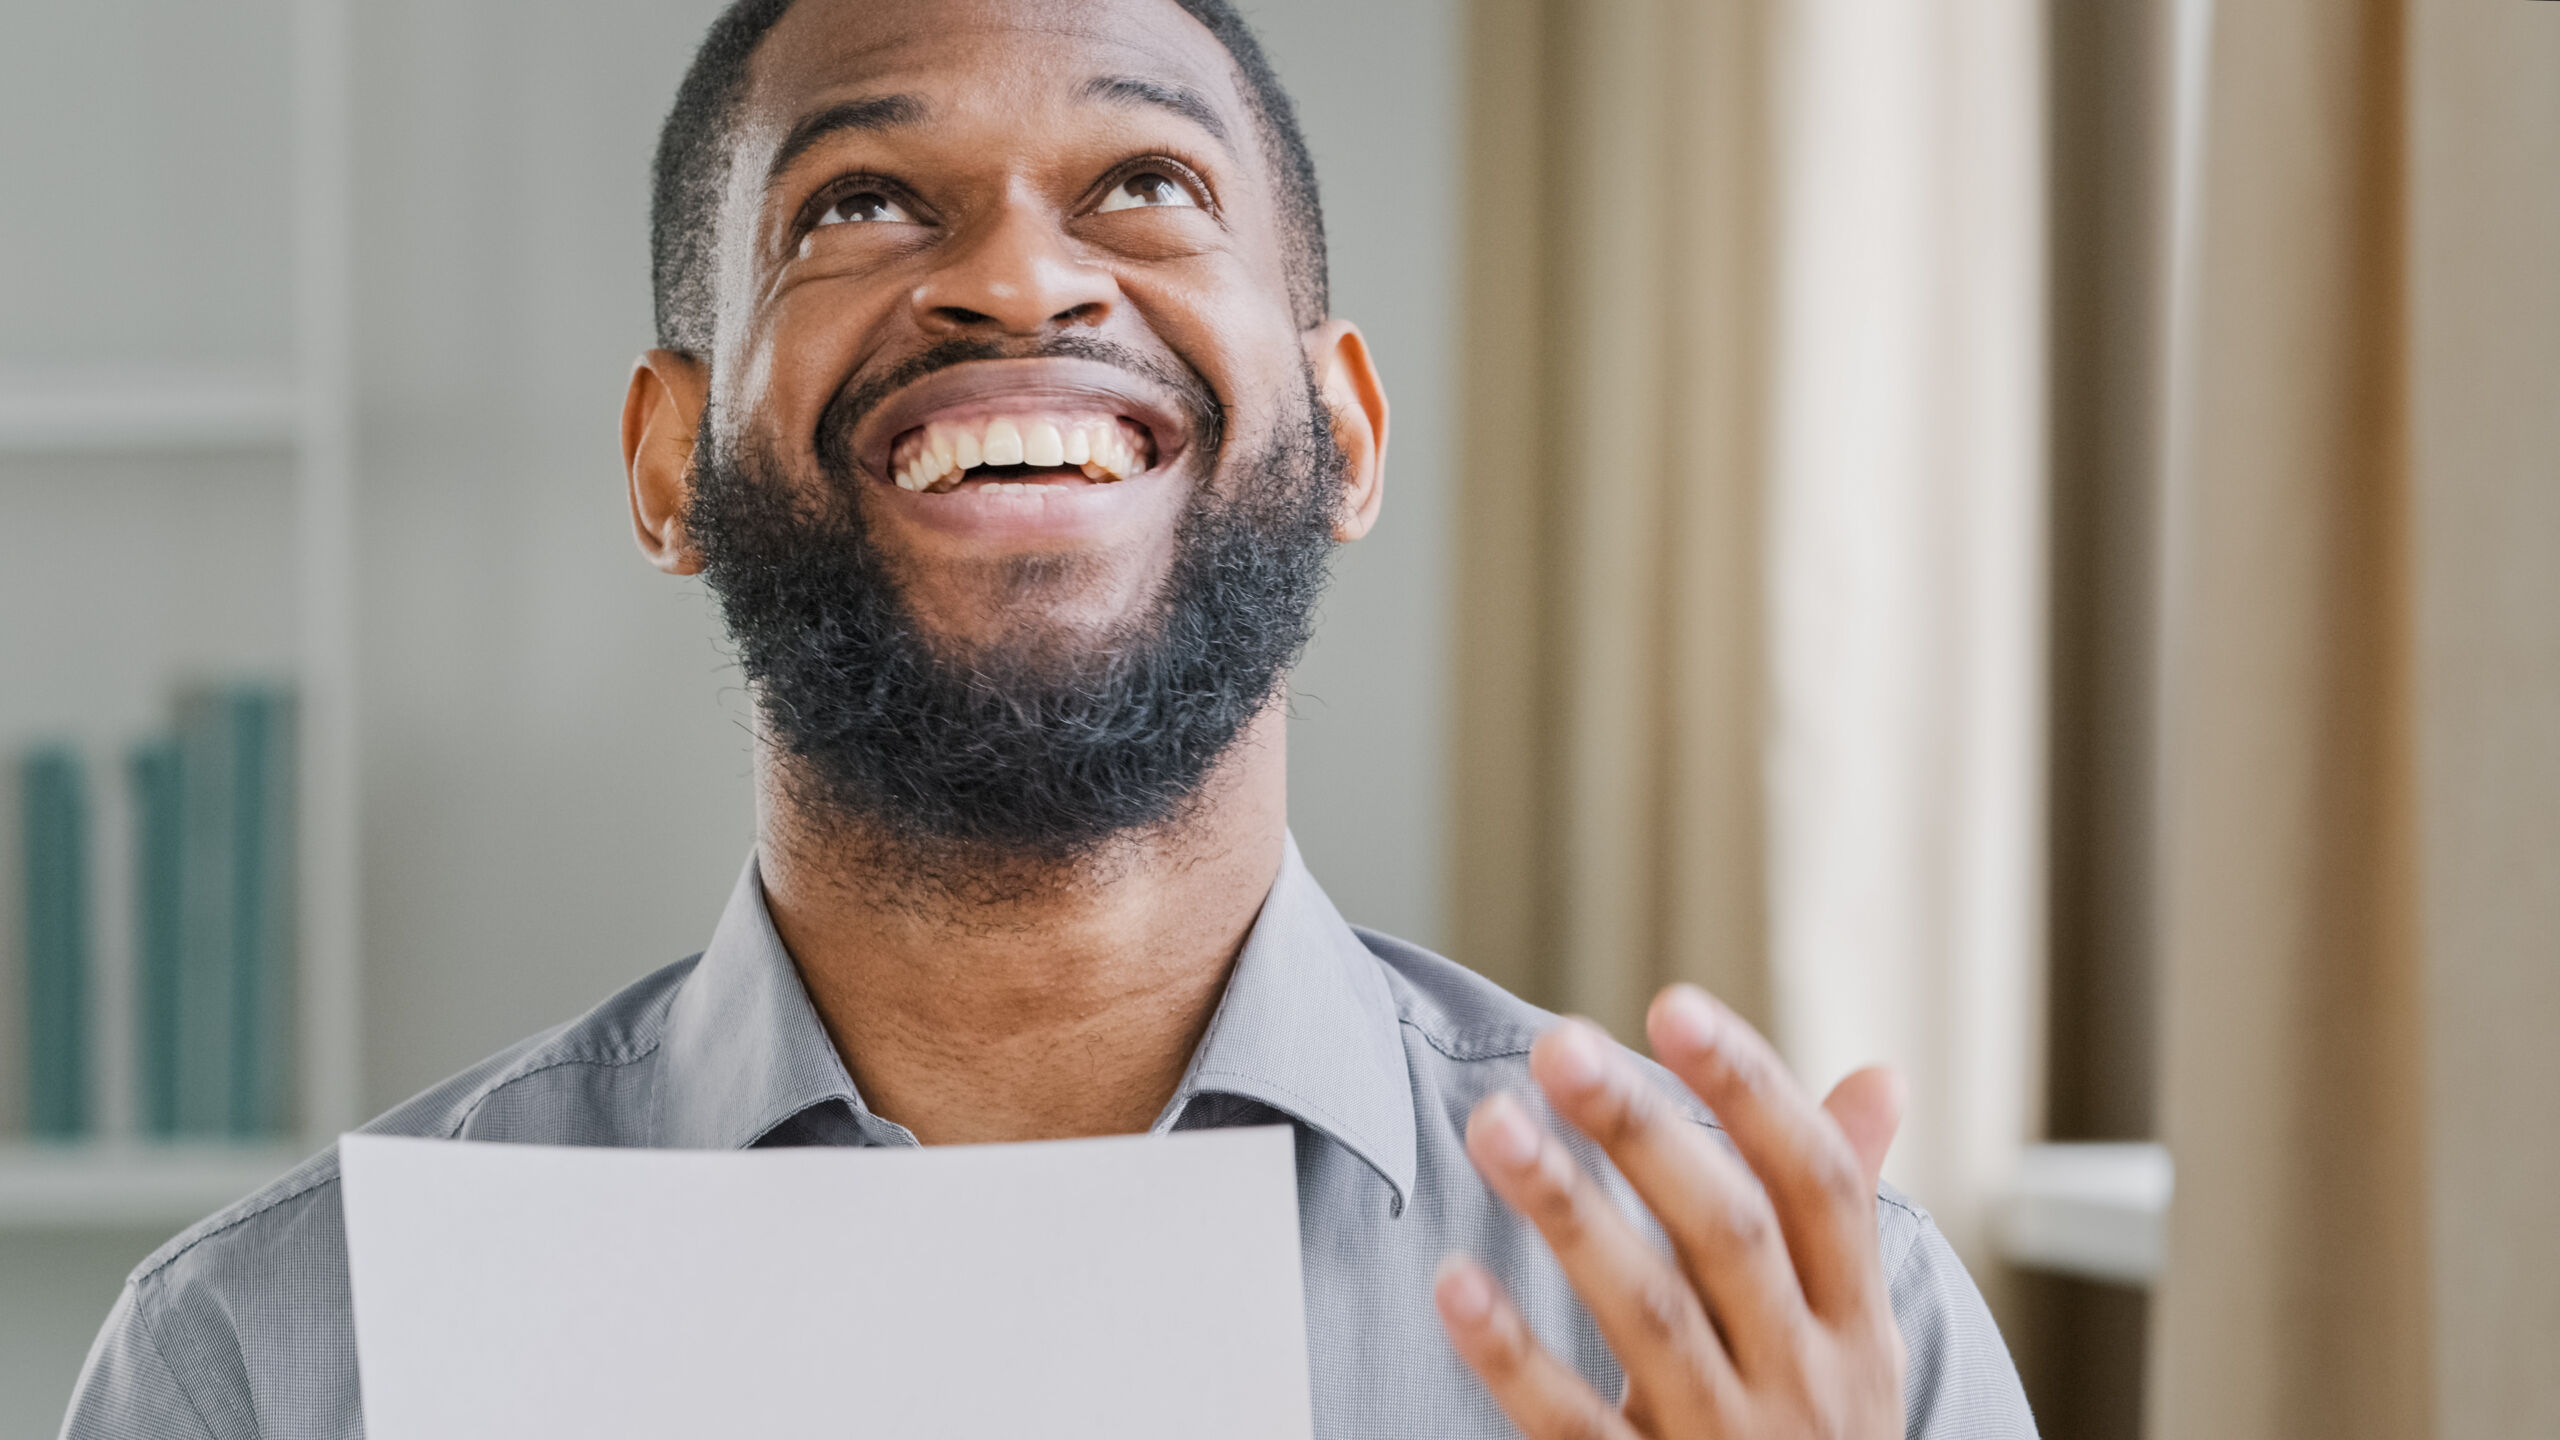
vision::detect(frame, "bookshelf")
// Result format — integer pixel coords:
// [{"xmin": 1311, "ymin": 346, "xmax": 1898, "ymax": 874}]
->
[
  {"xmin": 0, "ymin": 374, "xmax": 303, "ymax": 455},
  {"xmin": 0, "ymin": 0, "xmax": 358, "ymax": 1229}
]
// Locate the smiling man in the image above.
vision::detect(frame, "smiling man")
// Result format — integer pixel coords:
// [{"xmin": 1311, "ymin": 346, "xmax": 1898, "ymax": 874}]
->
[{"xmin": 63, "ymin": 3, "xmax": 2034, "ymax": 1437}]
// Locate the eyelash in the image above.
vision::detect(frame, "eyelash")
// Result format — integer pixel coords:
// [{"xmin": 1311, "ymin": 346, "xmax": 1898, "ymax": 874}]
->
[
  {"xmin": 793, "ymin": 153, "xmax": 1221, "ymax": 240},
  {"xmin": 1092, "ymin": 155, "xmax": 1218, "ymax": 216},
  {"xmin": 796, "ymin": 172, "xmax": 928, "ymax": 236}
]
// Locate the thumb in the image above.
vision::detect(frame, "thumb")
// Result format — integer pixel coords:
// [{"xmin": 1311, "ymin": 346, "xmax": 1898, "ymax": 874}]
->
[{"xmin": 1821, "ymin": 1065, "xmax": 1906, "ymax": 1192}]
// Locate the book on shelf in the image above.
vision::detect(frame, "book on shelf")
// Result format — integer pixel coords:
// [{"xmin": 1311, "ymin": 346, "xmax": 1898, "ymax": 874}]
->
[
  {"xmin": 19, "ymin": 745, "xmax": 91, "ymax": 1139},
  {"xmin": 130, "ymin": 739, "xmax": 185, "ymax": 1137},
  {"xmin": 135, "ymin": 682, "xmax": 300, "ymax": 1140}
]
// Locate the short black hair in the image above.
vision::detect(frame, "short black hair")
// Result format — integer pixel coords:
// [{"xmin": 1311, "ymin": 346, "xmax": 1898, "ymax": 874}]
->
[{"xmin": 649, "ymin": 0, "xmax": 1329, "ymax": 359}]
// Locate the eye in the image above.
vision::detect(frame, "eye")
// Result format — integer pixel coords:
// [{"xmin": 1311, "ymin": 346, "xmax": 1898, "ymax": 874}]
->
[
  {"xmin": 815, "ymin": 188, "xmax": 916, "ymax": 226},
  {"xmin": 1095, "ymin": 170, "xmax": 1200, "ymax": 214}
]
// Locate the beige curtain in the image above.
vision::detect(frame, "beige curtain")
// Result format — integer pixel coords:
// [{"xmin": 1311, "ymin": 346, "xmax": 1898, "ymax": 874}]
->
[
  {"xmin": 2405, "ymin": 6, "xmax": 2560, "ymax": 1434},
  {"xmin": 2148, "ymin": 1, "xmax": 2560, "ymax": 1437},
  {"xmin": 1452, "ymin": 0, "xmax": 1774, "ymax": 1041},
  {"xmin": 1456, "ymin": 3, "xmax": 2558, "ymax": 1430},
  {"xmin": 1452, "ymin": 0, "xmax": 2045, "ymax": 1268},
  {"xmin": 2144, "ymin": 0, "xmax": 2432, "ymax": 1428}
]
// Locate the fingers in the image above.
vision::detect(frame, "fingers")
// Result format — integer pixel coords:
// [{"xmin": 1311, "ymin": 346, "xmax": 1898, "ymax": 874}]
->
[
  {"xmin": 1435, "ymin": 1256, "xmax": 1643, "ymax": 1440},
  {"xmin": 1645, "ymin": 985, "xmax": 1887, "ymax": 1322},
  {"xmin": 1820, "ymin": 1065, "xmax": 1906, "ymax": 1194},
  {"xmin": 1529, "ymin": 1020, "xmax": 1810, "ymax": 1376},
  {"xmin": 1464, "ymin": 1092, "xmax": 1732, "ymax": 1411}
]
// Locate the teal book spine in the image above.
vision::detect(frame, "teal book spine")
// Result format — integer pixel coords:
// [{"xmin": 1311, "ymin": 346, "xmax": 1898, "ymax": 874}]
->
[
  {"xmin": 173, "ymin": 690, "xmax": 241, "ymax": 1137},
  {"xmin": 228, "ymin": 686, "xmax": 297, "ymax": 1137},
  {"xmin": 130, "ymin": 740, "xmax": 185, "ymax": 1137},
  {"xmin": 21, "ymin": 746, "xmax": 91, "ymax": 1139}
]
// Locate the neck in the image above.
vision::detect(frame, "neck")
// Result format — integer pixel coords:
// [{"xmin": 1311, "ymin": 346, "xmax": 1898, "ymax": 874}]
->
[{"xmin": 755, "ymin": 707, "xmax": 1290, "ymax": 1146}]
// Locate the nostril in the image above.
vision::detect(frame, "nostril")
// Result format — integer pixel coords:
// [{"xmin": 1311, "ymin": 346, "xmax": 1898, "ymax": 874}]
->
[{"xmin": 932, "ymin": 305, "xmax": 998, "ymax": 328}]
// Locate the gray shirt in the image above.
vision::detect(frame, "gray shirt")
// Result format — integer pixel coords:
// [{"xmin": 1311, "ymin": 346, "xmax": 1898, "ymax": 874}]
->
[{"xmin": 61, "ymin": 840, "xmax": 2036, "ymax": 1438}]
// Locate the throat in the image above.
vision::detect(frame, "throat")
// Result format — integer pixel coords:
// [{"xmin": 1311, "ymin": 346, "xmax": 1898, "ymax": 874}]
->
[{"xmin": 750, "ymin": 700, "xmax": 1296, "ymax": 1146}]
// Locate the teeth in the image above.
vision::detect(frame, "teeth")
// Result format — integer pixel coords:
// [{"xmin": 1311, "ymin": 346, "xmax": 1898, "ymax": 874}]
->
[
  {"xmin": 890, "ymin": 413, "xmax": 1151, "ymax": 492},
  {"xmin": 981, "ymin": 418, "xmax": 1025, "ymax": 467},
  {"xmin": 1023, "ymin": 421, "xmax": 1064, "ymax": 468}
]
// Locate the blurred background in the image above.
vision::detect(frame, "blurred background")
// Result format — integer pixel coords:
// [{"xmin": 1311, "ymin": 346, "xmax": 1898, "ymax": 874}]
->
[{"xmin": 0, "ymin": 2, "xmax": 2551, "ymax": 1438}]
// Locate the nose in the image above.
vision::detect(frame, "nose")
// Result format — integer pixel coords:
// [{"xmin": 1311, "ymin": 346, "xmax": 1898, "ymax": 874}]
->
[{"xmin": 908, "ymin": 192, "xmax": 1118, "ymax": 338}]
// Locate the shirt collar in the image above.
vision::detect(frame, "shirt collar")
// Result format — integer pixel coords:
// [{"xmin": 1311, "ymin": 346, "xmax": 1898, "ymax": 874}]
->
[
  {"xmin": 1160, "ymin": 834, "xmax": 1418, "ymax": 1211},
  {"xmin": 654, "ymin": 836, "xmax": 1419, "ymax": 1211},
  {"xmin": 654, "ymin": 856, "xmax": 867, "ymax": 1151}
]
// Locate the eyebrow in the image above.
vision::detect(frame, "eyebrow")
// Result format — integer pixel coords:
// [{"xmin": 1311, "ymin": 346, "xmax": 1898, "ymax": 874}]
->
[
  {"xmin": 767, "ymin": 93, "xmax": 928, "ymax": 183},
  {"xmin": 1078, "ymin": 75, "xmax": 1232, "ymax": 150}
]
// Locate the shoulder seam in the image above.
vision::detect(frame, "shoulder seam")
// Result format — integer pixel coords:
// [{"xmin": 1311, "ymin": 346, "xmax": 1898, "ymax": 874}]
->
[
  {"xmin": 445, "ymin": 1024, "xmax": 671, "ymax": 1137},
  {"xmin": 134, "ymin": 984, "xmax": 686, "ymax": 1285},
  {"xmin": 132, "ymin": 1158, "xmax": 342, "ymax": 1287},
  {"xmin": 1397, "ymin": 1012, "xmax": 1540, "ymax": 1064},
  {"xmin": 442, "ymin": 972, "xmax": 685, "ymax": 1136}
]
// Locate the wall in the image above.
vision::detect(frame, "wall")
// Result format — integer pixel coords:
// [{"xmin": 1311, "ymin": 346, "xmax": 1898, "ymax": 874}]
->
[{"xmin": 1253, "ymin": 0, "xmax": 1459, "ymax": 954}]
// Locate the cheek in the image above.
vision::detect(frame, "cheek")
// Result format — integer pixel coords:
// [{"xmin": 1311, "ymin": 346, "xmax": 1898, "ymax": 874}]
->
[
  {"xmin": 1118, "ymin": 267, "xmax": 1307, "ymax": 459},
  {"xmin": 744, "ymin": 269, "xmax": 914, "ymax": 458},
  {"xmin": 1121, "ymin": 254, "xmax": 1300, "ymax": 364}
]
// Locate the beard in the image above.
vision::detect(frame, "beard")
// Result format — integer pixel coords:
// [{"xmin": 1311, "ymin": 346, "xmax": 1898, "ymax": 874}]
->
[{"xmin": 685, "ymin": 339, "xmax": 1342, "ymax": 874}]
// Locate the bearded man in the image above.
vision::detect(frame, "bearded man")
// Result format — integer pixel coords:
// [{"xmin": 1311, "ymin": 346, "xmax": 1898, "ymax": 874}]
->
[{"xmin": 64, "ymin": 2, "xmax": 2036, "ymax": 1436}]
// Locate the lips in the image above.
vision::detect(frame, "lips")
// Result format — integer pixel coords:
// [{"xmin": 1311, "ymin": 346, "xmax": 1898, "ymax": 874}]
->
[{"xmin": 846, "ymin": 357, "xmax": 1191, "ymax": 495}]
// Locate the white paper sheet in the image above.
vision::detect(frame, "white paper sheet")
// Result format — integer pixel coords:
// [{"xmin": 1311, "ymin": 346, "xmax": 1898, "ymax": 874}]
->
[{"xmin": 340, "ymin": 1127, "xmax": 1313, "ymax": 1439}]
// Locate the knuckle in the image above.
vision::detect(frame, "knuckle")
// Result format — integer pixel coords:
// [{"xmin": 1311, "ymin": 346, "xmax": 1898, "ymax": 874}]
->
[
  {"xmin": 1524, "ymin": 1153, "xmax": 1591, "ymax": 1232},
  {"xmin": 1810, "ymin": 1150, "xmax": 1870, "ymax": 1211},
  {"xmin": 1585, "ymin": 1075, "xmax": 1656, "ymax": 1148},
  {"xmin": 1714, "ymin": 1199, "xmax": 1776, "ymax": 1256},
  {"xmin": 1475, "ymin": 1314, "xmax": 1530, "ymax": 1378},
  {"xmin": 1551, "ymin": 1401, "xmax": 1619, "ymax": 1440},
  {"xmin": 1530, "ymin": 1182, "xmax": 1590, "ymax": 1245},
  {"xmin": 1718, "ymin": 1044, "xmax": 1775, "ymax": 1102},
  {"xmin": 1629, "ymin": 1275, "xmax": 1699, "ymax": 1348}
]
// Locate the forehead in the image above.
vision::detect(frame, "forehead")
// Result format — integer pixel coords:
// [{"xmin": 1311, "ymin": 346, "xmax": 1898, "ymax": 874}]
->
[{"xmin": 745, "ymin": 0, "xmax": 1246, "ymax": 140}]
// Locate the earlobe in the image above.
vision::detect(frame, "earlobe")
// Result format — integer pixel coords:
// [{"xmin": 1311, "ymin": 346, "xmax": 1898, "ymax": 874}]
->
[
  {"xmin": 623, "ymin": 349, "xmax": 711, "ymax": 575},
  {"xmin": 1303, "ymin": 320, "xmax": 1388, "ymax": 543}
]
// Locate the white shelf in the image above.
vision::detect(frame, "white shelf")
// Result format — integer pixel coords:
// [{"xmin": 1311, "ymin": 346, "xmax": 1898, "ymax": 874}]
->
[
  {"xmin": 1993, "ymin": 1140, "xmax": 2172, "ymax": 1286},
  {"xmin": 0, "ymin": 373, "xmax": 302, "ymax": 454},
  {"xmin": 0, "ymin": 1142, "xmax": 308, "ymax": 1230}
]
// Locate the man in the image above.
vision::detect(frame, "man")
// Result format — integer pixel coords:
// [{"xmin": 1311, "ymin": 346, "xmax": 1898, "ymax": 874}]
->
[{"xmin": 64, "ymin": 1, "xmax": 2035, "ymax": 1435}]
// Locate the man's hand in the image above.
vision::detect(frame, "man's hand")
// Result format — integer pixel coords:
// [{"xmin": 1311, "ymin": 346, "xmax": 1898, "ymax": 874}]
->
[{"xmin": 1434, "ymin": 984, "xmax": 1908, "ymax": 1439}]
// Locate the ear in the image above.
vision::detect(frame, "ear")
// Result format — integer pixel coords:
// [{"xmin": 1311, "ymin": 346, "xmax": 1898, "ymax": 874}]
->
[
  {"xmin": 623, "ymin": 349, "xmax": 711, "ymax": 575},
  {"xmin": 1302, "ymin": 319, "xmax": 1388, "ymax": 543}
]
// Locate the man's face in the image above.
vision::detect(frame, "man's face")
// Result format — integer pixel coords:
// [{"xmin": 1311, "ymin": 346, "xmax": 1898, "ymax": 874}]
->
[
  {"xmin": 705, "ymin": 0, "xmax": 1332, "ymax": 657},
  {"xmin": 635, "ymin": 0, "xmax": 1386, "ymax": 860}
]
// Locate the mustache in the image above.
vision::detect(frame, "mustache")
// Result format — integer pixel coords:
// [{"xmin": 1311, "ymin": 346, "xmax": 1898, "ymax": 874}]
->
[{"xmin": 812, "ymin": 334, "xmax": 1227, "ymax": 483}]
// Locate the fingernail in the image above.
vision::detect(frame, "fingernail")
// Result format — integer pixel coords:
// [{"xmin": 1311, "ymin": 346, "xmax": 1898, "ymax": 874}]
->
[
  {"xmin": 1474, "ymin": 1093, "xmax": 1541, "ymax": 1169},
  {"xmin": 1659, "ymin": 985, "xmax": 1720, "ymax": 1052},
  {"xmin": 1544, "ymin": 1021, "xmax": 1607, "ymax": 1094},
  {"xmin": 1436, "ymin": 1255, "xmax": 1494, "ymax": 1322}
]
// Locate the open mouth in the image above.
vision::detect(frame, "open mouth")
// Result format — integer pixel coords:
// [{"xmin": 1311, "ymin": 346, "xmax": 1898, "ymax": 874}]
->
[
  {"xmin": 887, "ymin": 412, "xmax": 1159, "ymax": 493},
  {"xmin": 850, "ymin": 357, "xmax": 1189, "ymax": 499}
]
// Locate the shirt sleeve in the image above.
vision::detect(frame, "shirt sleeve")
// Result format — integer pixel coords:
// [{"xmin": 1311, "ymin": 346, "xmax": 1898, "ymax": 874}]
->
[
  {"xmin": 57, "ymin": 1282, "xmax": 222, "ymax": 1440},
  {"xmin": 1884, "ymin": 1200, "xmax": 2041, "ymax": 1439}
]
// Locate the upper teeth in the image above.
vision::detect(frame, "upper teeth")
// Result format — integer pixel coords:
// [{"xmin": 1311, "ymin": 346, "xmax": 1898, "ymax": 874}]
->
[{"xmin": 892, "ymin": 414, "xmax": 1148, "ymax": 493}]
